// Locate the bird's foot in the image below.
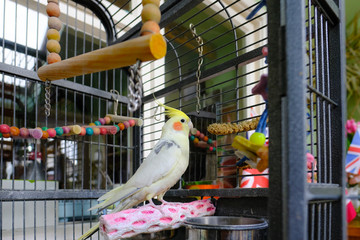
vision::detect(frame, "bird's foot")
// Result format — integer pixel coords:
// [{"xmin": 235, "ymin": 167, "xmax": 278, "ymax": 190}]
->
[{"xmin": 148, "ymin": 198, "xmax": 166, "ymax": 214}]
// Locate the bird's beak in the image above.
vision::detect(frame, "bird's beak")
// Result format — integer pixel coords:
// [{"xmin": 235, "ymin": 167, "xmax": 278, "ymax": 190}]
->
[{"xmin": 188, "ymin": 120, "xmax": 193, "ymax": 130}]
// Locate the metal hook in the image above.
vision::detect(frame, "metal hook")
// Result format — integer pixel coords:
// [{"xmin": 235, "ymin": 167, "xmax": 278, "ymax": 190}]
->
[
  {"xmin": 153, "ymin": 105, "xmax": 161, "ymax": 121},
  {"xmin": 110, "ymin": 89, "xmax": 120, "ymax": 115}
]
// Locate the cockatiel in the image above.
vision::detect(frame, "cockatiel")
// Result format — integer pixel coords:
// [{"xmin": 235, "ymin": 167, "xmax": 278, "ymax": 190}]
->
[{"xmin": 78, "ymin": 103, "xmax": 193, "ymax": 240}]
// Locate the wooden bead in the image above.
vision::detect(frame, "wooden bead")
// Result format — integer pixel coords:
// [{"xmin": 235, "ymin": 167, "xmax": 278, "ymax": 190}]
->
[
  {"xmin": 140, "ymin": 20, "xmax": 160, "ymax": 36},
  {"xmin": 93, "ymin": 127, "xmax": 100, "ymax": 135},
  {"xmin": 46, "ymin": 2, "xmax": 60, "ymax": 17},
  {"xmin": 104, "ymin": 116, "xmax": 111, "ymax": 124},
  {"xmin": 48, "ymin": 17, "xmax": 62, "ymax": 31},
  {"xmin": 41, "ymin": 131, "xmax": 49, "ymax": 139},
  {"xmin": 47, "ymin": 39, "xmax": 61, "ymax": 53},
  {"xmin": 10, "ymin": 127, "xmax": 20, "ymax": 137},
  {"xmin": 118, "ymin": 123, "xmax": 125, "ymax": 131},
  {"xmin": 141, "ymin": 3, "xmax": 161, "ymax": 24},
  {"xmin": 47, "ymin": 29, "xmax": 60, "ymax": 41},
  {"xmin": 2, "ymin": 133, "xmax": 10, "ymax": 138},
  {"xmin": 142, "ymin": 0, "xmax": 160, "ymax": 7},
  {"xmin": 47, "ymin": 52, "xmax": 61, "ymax": 64}
]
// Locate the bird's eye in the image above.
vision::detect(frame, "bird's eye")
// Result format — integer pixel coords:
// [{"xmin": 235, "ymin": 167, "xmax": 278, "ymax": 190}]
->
[{"xmin": 180, "ymin": 119, "xmax": 185, "ymax": 123}]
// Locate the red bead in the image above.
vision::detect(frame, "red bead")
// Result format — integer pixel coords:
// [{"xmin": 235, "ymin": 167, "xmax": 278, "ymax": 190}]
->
[
  {"xmin": 100, "ymin": 128, "xmax": 107, "ymax": 135},
  {"xmin": 262, "ymin": 47, "xmax": 268, "ymax": 56},
  {"xmin": 128, "ymin": 119, "xmax": 136, "ymax": 127},
  {"xmin": 0, "ymin": 124, "xmax": 10, "ymax": 134},
  {"xmin": 195, "ymin": 130, "xmax": 200, "ymax": 137},
  {"xmin": 47, "ymin": 128, "xmax": 57, "ymax": 138},
  {"xmin": 209, "ymin": 146, "xmax": 214, "ymax": 151}
]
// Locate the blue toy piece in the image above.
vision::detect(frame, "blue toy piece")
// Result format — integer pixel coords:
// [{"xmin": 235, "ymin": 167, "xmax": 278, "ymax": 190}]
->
[{"xmin": 246, "ymin": 0, "xmax": 267, "ymax": 20}]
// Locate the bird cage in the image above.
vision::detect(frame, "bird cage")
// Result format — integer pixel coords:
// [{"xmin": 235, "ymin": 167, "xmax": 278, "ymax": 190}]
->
[{"xmin": 0, "ymin": 0, "xmax": 346, "ymax": 239}]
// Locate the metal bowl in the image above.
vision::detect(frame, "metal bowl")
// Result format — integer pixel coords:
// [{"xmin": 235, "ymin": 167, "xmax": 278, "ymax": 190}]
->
[{"xmin": 185, "ymin": 216, "xmax": 268, "ymax": 240}]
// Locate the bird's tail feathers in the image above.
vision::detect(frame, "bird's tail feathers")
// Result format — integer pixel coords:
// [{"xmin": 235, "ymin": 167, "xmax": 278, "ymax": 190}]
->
[
  {"xmin": 88, "ymin": 187, "xmax": 139, "ymax": 212},
  {"xmin": 97, "ymin": 184, "xmax": 125, "ymax": 201},
  {"xmin": 77, "ymin": 222, "xmax": 99, "ymax": 240}
]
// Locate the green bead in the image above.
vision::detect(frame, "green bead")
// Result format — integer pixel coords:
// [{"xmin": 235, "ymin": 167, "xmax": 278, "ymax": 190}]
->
[
  {"xmin": 94, "ymin": 121, "xmax": 101, "ymax": 126},
  {"xmin": 115, "ymin": 125, "xmax": 120, "ymax": 132},
  {"xmin": 190, "ymin": 135, "xmax": 195, "ymax": 141},
  {"xmin": 0, "ymin": 133, "xmax": 2, "ymax": 137},
  {"xmin": 207, "ymin": 139, "xmax": 212, "ymax": 144},
  {"xmin": 42, "ymin": 127, "xmax": 48, "ymax": 131},
  {"xmin": 55, "ymin": 127, "xmax": 64, "ymax": 136},
  {"xmin": 250, "ymin": 132, "xmax": 266, "ymax": 146}
]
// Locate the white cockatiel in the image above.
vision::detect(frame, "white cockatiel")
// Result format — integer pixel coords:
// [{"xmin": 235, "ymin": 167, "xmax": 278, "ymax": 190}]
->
[{"xmin": 78, "ymin": 103, "xmax": 193, "ymax": 240}]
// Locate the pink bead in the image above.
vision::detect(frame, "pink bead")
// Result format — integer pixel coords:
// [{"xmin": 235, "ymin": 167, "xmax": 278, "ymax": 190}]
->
[
  {"xmin": 62, "ymin": 126, "xmax": 70, "ymax": 134},
  {"xmin": 93, "ymin": 127, "xmax": 100, "ymax": 135},
  {"xmin": 123, "ymin": 121, "xmax": 130, "ymax": 129},
  {"xmin": 20, "ymin": 128, "xmax": 29, "ymax": 138},
  {"xmin": 195, "ymin": 130, "xmax": 200, "ymax": 137},
  {"xmin": 99, "ymin": 118, "xmax": 105, "ymax": 125},
  {"xmin": 199, "ymin": 133, "xmax": 205, "ymax": 139},
  {"xmin": 209, "ymin": 146, "xmax": 214, "ymax": 151},
  {"xmin": 104, "ymin": 116, "xmax": 111, "ymax": 125},
  {"xmin": 108, "ymin": 126, "xmax": 118, "ymax": 135},
  {"xmin": 30, "ymin": 129, "xmax": 43, "ymax": 139},
  {"xmin": 128, "ymin": 119, "xmax": 136, "ymax": 127},
  {"xmin": 0, "ymin": 124, "xmax": 10, "ymax": 134},
  {"xmin": 47, "ymin": 128, "xmax": 57, "ymax": 138}
]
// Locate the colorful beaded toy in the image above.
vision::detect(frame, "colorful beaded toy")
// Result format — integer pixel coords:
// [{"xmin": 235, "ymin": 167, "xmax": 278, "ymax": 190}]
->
[
  {"xmin": 0, "ymin": 116, "xmax": 140, "ymax": 140},
  {"xmin": 189, "ymin": 128, "xmax": 216, "ymax": 152},
  {"xmin": 46, "ymin": 0, "xmax": 62, "ymax": 64}
]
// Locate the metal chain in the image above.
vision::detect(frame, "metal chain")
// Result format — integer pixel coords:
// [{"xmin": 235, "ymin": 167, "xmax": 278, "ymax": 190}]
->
[
  {"xmin": 128, "ymin": 60, "xmax": 143, "ymax": 113},
  {"xmin": 189, "ymin": 23, "xmax": 203, "ymax": 114},
  {"xmin": 45, "ymin": 80, "xmax": 51, "ymax": 117}
]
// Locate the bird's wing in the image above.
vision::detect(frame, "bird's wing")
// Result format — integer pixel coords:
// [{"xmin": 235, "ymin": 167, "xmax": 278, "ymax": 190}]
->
[
  {"xmin": 127, "ymin": 138, "xmax": 184, "ymax": 187},
  {"xmin": 88, "ymin": 138, "xmax": 184, "ymax": 212}
]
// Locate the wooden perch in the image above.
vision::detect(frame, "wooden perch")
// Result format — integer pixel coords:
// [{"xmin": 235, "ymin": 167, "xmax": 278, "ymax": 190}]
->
[{"xmin": 37, "ymin": 33, "xmax": 167, "ymax": 81}]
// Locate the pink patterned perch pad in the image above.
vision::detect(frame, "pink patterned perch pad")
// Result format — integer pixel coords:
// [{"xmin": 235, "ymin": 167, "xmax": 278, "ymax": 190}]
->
[{"xmin": 99, "ymin": 199, "xmax": 216, "ymax": 240}]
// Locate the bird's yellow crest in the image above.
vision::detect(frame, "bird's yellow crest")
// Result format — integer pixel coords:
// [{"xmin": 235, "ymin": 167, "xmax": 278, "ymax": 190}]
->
[{"xmin": 157, "ymin": 101, "xmax": 189, "ymax": 121}]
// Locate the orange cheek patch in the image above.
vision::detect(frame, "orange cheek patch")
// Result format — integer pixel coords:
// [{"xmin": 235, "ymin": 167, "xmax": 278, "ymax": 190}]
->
[{"xmin": 173, "ymin": 122, "xmax": 183, "ymax": 131}]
